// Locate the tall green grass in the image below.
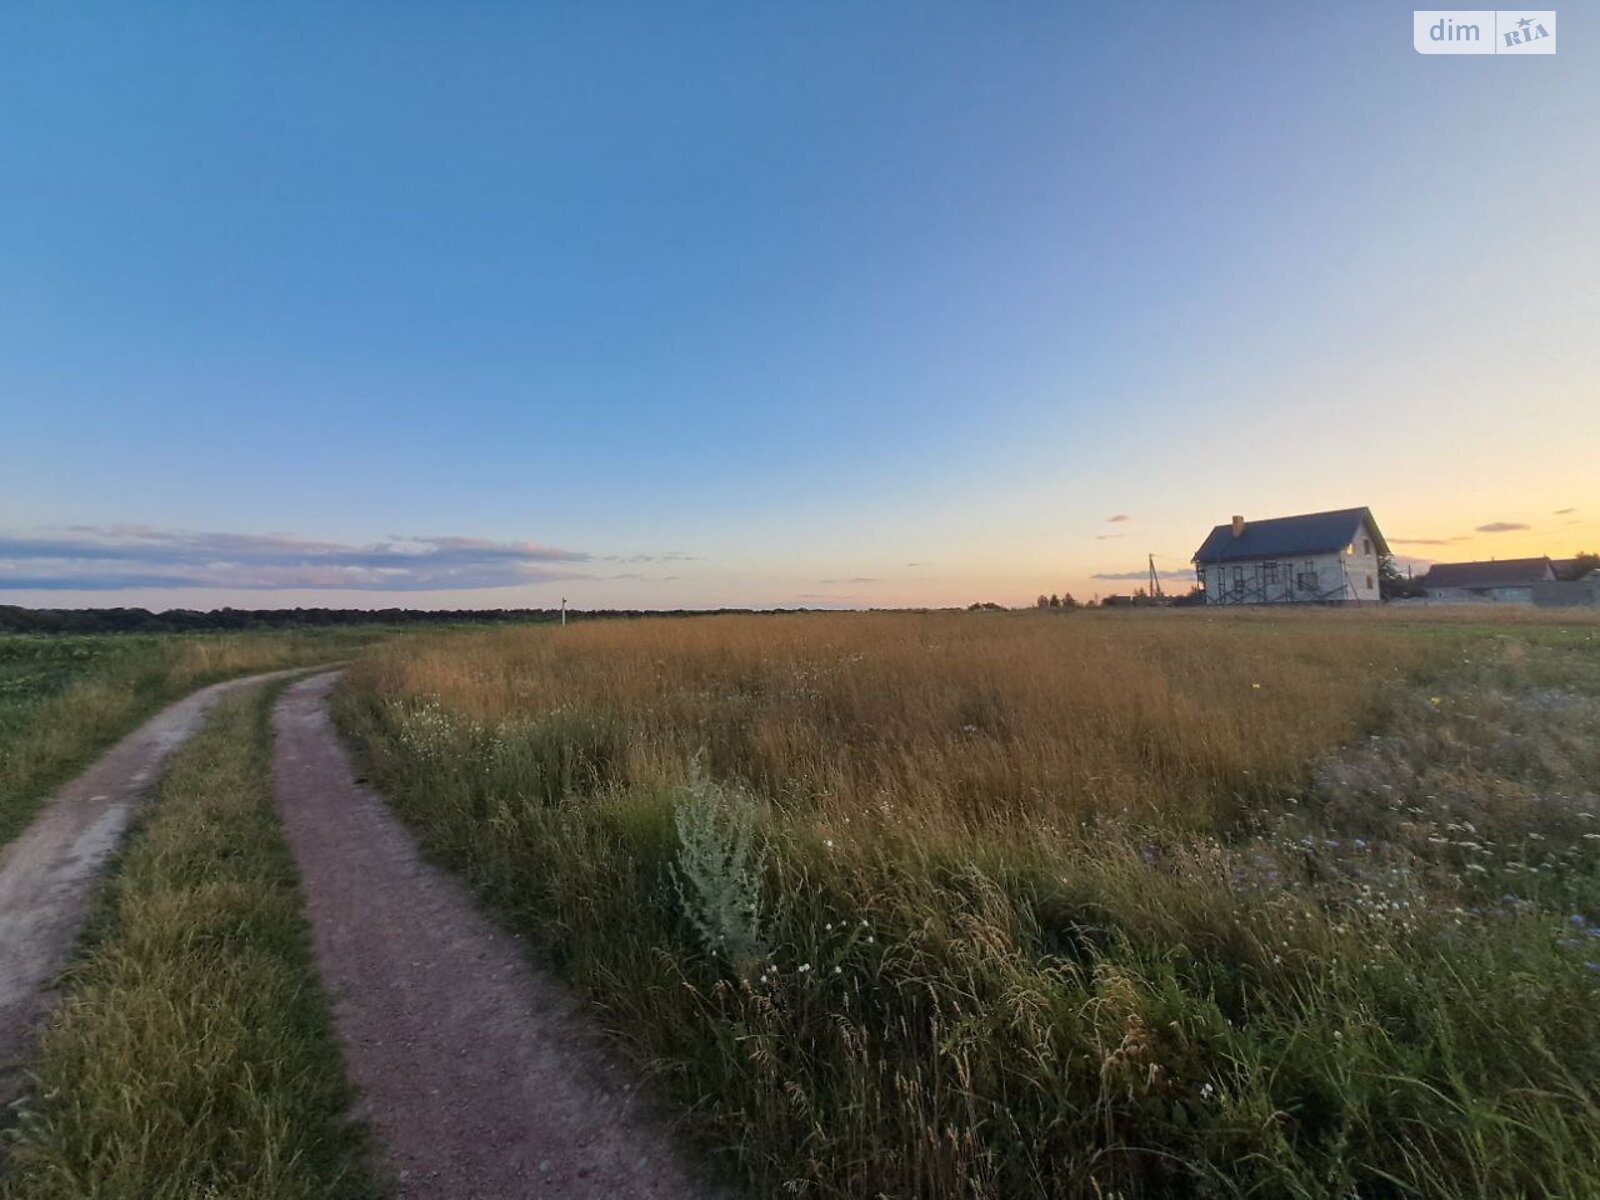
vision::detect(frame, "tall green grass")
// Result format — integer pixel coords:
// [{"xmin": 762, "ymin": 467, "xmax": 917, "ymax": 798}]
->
[
  {"xmin": 339, "ymin": 611, "xmax": 1600, "ymax": 1197},
  {"xmin": 3, "ymin": 684, "xmax": 377, "ymax": 1200},
  {"xmin": 0, "ymin": 630, "xmax": 376, "ymax": 849}
]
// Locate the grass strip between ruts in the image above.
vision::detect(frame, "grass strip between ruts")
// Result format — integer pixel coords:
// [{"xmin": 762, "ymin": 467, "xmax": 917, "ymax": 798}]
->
[{"xmin": 2, "ymin": 679, "xmax": 378, "ymax": 1200}]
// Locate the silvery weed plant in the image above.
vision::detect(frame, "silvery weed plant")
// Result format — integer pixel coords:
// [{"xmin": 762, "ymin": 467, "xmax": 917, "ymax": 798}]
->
[{"xmin": 673, "ymin": 755, "xmax": 769, "ymax": 976}]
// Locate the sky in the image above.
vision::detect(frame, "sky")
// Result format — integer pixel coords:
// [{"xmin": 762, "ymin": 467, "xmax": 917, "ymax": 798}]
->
[{"xmin": 2, "ymin": 2, "xmax": 1595, "ymax": 610}]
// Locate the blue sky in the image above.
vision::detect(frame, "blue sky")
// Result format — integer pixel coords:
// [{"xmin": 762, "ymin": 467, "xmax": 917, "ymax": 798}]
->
[{"xmin": 2, "ymin": 3, "xmax": 1595, "ymax": 608}]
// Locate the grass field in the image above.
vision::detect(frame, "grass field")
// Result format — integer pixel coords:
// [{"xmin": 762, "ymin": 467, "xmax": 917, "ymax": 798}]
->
[
  {"xmin": 338, "ymin": 608, "xmax": 1600, "ymax": 1198},
  {"xmin": 3, "ymin": 682, "xmax": 377, "ymax": 1200},
  {"xmin": 0, "ymin": 630, "xmax": 379, "ymax": 850}
]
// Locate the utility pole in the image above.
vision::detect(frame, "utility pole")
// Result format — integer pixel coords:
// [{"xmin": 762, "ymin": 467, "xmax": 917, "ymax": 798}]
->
[
  {"xmin": 1147, "ymin": 554, "xmax": 1165, "ymax": 600},
  {"xmin": 560, "ymin": 597, "xmax": 567, "ymax": 627}
]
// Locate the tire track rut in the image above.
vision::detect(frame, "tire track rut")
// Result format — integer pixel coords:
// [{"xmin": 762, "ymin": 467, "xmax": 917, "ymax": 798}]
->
[{"xmin": 273, "ymin": 672, "xmax": 714, "ymax": 1200}]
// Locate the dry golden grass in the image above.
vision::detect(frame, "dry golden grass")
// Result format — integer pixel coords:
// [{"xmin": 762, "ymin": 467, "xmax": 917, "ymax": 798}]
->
[
  {"xmin": 358, "ymin": 610, "xmax": 1422, "ymax": 835},
  {"xmin": 339, "ymin": 609, "xmax": 1600, "ymax": 1198}
]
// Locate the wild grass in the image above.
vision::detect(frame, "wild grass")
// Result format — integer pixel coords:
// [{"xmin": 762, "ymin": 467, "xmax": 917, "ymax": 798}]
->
[
  {"xmin": 357, "ymin": 612, "xmax": 1425, "ymax": 835},
  {"xmin": 337, "ymin": 609, "xmax": 1600, "ymax": 1197},
  {"xmin": 2, "ymin": 682, "xmax": 377, "ymax": 1200},
  {"xmin": 0, "ymin": 630, "xmax": 377, "ymax": 849}
]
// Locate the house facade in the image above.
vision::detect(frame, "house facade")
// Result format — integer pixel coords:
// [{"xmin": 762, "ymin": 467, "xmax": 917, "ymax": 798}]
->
[
  {"xmin": 1416, "ymin": 558, "xmax": 1556, "ymax": 605},
  {"xmin": 1193, "ymin": 508, "xmax": 1386, "ymax": 606}
]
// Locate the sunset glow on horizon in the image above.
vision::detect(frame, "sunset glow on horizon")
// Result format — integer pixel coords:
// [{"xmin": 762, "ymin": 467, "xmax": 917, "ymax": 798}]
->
[{"xmin": 2, "ymin": 4, "xmax": 1595, "ymax": 611}]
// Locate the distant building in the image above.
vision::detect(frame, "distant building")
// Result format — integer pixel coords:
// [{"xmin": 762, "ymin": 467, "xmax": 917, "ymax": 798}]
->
[
  {"xmin": 1415, "ymin": 558, "xmax": 1555, "ymax": 605},
  {"xmin": 1099, "ymin": 593, "xmax": 1164, "ymax": 608},
  {"xmin": 1192, "ymin": 508, "xmax": 1386, "ymax": 606},
  {"xmin": 1532, "ymin": 575, "xmax": 1600, "ymax": 608}
]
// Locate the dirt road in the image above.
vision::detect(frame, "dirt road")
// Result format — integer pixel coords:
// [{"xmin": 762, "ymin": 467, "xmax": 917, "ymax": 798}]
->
[
  {"xmin": 273, "ymin": 672, "xmax": 713, "ymax": 1200},
  {"xmin": 0, "ymin": 667, "xmax": 313, "ymax": 1107}
]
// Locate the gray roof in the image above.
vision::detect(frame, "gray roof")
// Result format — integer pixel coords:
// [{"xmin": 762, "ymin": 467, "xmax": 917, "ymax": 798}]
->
[
  {"xmin": 1417, "ymin": 558, "xmax": 1554, "ymax": 589},
  {"xmin": 1193, "ymin": 507, "xmax": 1385, "ymax": 565}
]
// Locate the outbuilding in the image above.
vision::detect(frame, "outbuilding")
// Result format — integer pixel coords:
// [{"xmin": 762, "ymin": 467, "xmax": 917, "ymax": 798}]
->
[{"xmin": 1416, "ymin": 558, "xmax": 1556, "ymax": 605}]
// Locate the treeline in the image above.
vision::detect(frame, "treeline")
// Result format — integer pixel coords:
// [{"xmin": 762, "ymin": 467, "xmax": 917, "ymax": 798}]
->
[{"xmin": 0, "ymin": 605, "xmax": 794, "ymax": 635}]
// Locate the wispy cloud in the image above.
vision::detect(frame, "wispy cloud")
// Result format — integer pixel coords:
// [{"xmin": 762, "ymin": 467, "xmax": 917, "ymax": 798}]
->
[
  {"xmin": 1476, "ymin": 522, "xmax": 1529, "ymax": 534},
  {"xmin": 1106, "ymin": 514, "xmax": 1131, "ymax": 524},
  {"xmin": 0, "ymin": 526, "xmax": 605, "ymax": 591},
  {"xmin": 604, "ymin": 552, "xmax": 701, "ymax": 564},
  {"xmin": 1554, "ymin": 508, "xmax": 1577, "ymax": 515},
  {"xmin": 1391, "ymin": 537, "xmax": 1460, "ymax": 546},
  {"xmin": 1092, "ymin": 569, "xmax": 1193, "ymax": 581},
  {"xmin": 819, "ymin": 577, "xmax": 876, "ymax": 584},
  {"xmin": 1094, "ymin": 534, "xmax": 1126, "ymax": 541}
]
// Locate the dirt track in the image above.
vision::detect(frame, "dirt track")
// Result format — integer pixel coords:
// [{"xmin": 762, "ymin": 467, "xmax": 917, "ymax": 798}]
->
[
  {"xmin": 273, "ymin": 672, "xmax": 713, "ymax": 1200},
  {"xmin": 0, "ymin": 667, "xmax": 311, "ymax": 1107}
]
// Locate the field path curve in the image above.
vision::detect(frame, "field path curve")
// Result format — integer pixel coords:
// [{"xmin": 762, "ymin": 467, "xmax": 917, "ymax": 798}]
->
[
  {"xmin": 273, "ymin": 671, "xmax": 713, "ymax": 1200},
  {"xmin": 0, "ymin": 665, "xmax": 319, "ymax": 1106}
]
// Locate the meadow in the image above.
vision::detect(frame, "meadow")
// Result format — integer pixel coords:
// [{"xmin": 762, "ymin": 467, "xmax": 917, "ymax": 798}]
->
[
  {"xmin": 0, "ymin": 630, "xmax": 380, "ymax": 849},
  {"xmin": 338, "ymin": 609, "xmax": 1600, "ymax": 1198}
]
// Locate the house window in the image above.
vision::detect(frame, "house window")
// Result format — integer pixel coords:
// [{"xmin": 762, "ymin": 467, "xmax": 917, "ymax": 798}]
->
[
  {"xmin": 1363, "ymin": 537, "xmax": 1372, "ymax": 556},
  {"xmin": 1264, "ymin": 561, "xmax": 1279, "ymax": 585},
  {"xmin": 1367, "ymin": 574, "xmax": 1375, "ymax": 591},
  {"xmin": 1297, "ymin": 562, "xmax": 1316, "ymax": 591},
  {"xmin": 1232, "ymin": 566, "xmax": 1244, "ymax": 593}
]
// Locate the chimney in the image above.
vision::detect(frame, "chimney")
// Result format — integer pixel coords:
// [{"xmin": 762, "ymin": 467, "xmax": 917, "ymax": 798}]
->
[{"xmin": 1231, "ymin": 514, "xmax": 1245, "ymax": 538}]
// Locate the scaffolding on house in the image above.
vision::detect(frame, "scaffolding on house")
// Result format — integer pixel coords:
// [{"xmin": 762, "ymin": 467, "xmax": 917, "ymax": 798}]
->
[{"xmin": 1196, "ymin": 557, "xmax": 1360, "ymax": 606}]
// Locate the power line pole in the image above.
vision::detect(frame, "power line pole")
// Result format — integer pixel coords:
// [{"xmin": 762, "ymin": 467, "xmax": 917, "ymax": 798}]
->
[{"xmin": 560, "ymin": 597, "xmax": 567, "ymax": 627}]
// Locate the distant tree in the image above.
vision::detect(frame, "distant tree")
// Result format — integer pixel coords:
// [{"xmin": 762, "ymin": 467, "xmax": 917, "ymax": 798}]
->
[
  {"xmin": 1035, "ymin": 594, "xmax": 1050, "ymax": 608},
  {"xmin": 1378, "ymin": 554, "xmax": 1424, "ymax": 600},
  {"xmin": 1061, "ymin": 593, "xmax": 1078, "ymax": 609},
  {"xmin": 1048, "ymin": 593, "xmax": 1061, "ymax": 608},
  {"xmin": 0, "ymin": 604, "xmax": 825, "ymax": 635},
  {"xmin": 1561, "ymin": 551, "xmax": 1599, "ymax": 580}
]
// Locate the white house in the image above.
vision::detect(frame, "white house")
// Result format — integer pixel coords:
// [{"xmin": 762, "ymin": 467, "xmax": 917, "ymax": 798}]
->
[{"xmin": 1192, "ymin": 508, "xmax": 1387, "ymax": 606}]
